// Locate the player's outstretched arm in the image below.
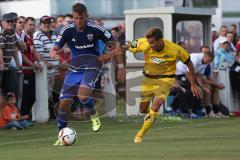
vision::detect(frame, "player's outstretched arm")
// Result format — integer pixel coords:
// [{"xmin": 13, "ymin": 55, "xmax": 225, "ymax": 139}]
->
[{"xmin": 186, "ymin": 60, "xmax": 202, "ymax": 99}]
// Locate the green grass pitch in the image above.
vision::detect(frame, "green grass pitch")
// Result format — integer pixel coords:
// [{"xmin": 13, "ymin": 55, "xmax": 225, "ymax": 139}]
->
[{"xmin": 0, "ymin": 117, "xmax": 240, "ymax": 160}]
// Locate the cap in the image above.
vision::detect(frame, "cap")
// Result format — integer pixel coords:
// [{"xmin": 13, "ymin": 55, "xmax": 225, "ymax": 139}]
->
[
  {"xmin": 40, "ymin": 15, "xmax": 52, "ymax": 24},
  {"xmin": 9, "ymin": 12, "xmax": 18, "ymax": 20},
  {"xmin": 219, "ymin": 37, "xmax": 228, "ymax": 44},
  {"xmin": 2, "ymin": 13, "xmax": 14, "ymax": 21},
  {"xmin": 6, "ymin": 92, "xmax": 15, "ymax": 100}
]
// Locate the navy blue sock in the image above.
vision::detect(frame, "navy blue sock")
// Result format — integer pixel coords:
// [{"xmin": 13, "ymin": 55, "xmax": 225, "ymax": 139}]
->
[
  {"xmin": 57, "ymin": 109, "xmax": 68, "ymax": 131},
  {"xmin": 80, "ymin": 97, "xmax": 96, "ymax": 115}
]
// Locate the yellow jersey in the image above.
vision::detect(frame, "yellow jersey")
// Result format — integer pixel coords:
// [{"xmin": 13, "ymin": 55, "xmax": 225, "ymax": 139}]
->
[{"xmin": 128, "ymin": 38, "xmax": 190, "ymax": 75}]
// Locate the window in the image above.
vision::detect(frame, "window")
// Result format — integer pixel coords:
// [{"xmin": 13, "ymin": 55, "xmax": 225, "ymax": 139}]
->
[
  {"xmin": 133, "ymin": 18, "xmax": 163, "ymax": 60},
  {"xmin": 176, "ymin": 21, "xmax": 203, "ymax": 53}
]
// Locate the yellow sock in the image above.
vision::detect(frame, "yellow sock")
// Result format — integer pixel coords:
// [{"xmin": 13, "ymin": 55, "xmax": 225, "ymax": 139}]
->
[
  {"xmin": 136, "ymin": 109, "xmax": 158, "ymax": 137},
  {"xmin": 146, "ymin": 107, "xmax": 150, "ymax": 113}
]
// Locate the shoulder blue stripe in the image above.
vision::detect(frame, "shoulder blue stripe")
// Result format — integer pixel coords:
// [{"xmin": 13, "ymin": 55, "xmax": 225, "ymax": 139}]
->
[
  {"xmin": 87, "ymin": 21, "xmax": 106, "ymax": 32},
  {"xmin": 59, "ymin": 23, "xmax": 75, "ymax": 35}
]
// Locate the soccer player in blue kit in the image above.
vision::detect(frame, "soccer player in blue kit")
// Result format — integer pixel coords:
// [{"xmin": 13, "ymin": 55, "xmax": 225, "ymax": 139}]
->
[{"xmin": 50, "ymin": 3, "xmax": 118, "ymax": 145}]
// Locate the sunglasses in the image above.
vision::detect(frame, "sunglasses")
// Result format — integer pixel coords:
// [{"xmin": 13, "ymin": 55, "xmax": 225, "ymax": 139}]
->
[
  {"xmin": 17, "ymin": 21, "xmax": 24, "ymax": 24},
  {"xmin": 7, "ymin": 20, "xmax": 14, "ymax": 24}
]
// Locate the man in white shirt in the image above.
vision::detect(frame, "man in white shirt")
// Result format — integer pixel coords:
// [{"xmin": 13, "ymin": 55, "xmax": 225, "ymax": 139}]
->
[{"xmin": 213, "ymin": 25, "xmax": 228, "ymax": 52}]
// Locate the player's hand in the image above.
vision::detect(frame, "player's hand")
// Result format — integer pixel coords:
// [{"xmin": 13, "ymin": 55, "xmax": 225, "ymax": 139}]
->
[
  {"xmin": 47, "ymin": 63, "xmax": 54, "ymax": 69},
  {"xmin": 50, "ymin": 47, "xmax": 61, "ymax": 59},
  {"xmin": 217, "ymin": 83, "xmax": 225, "ymax": 89},
  {"xmin": 117, "ymin": 68, "xmax": 126, "ymax": 83},
  {"xmin": 98, "ymin": 54, "xmax": 113, "ymax": 63},
  {"xmin": 33, "ymin": 63, "xmax": 43, "ymax": 71},
  {"xmin": 59, "ymin": 61, "xmax": 69, "ymax": 70},
  {"xmin": 191, "ymin": 84, "xmax": 202, "ymax": 99}
]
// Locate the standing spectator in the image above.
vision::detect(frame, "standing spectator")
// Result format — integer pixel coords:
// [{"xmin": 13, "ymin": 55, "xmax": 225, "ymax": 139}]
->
[
  {"xmin": 0, "ymin": 92, "xmax": 29, "ymax": 129},
  {"xmin": 213, "ymin": 25, "xmax": 228, "ymax": 52},
  {"xmin": 55, "ymin": 15, "xmax": 64, "ymax": 28},
  {"xmin": 20, "ymin": 17, "xmax": 42, "ymax": 118},
  {"xmin": 63, "ymin": 14, "xmax": 73, "ymax": 25},
  {"xmin": 50, "ymin": 17, "xmax": 56, "ymax": 32},
  {"xmin": 13, "ymin": 16, "xmax": 26, "ymax": 104},
  {"xmin": 33, "ymin": 15, "xmax": 57, "ymax": 66},
  {"xmin": 230, "ymin": 24, "xmax": 238, "ymax": 46},
  {"xmin": 0, "ymin": 27, "xmax": 4, "ymax": 88},
  {"xmin": 111, "ymin": 27, "xmax": 124, "ymax": 42},
  {"xmin": 1, "ymin": 13, "xmax": 21, "ymax": 96},
  {"xmin": 54, "ymin": 14, "xmax": 73, "ymax": 36},
  {"xmin": 226, "ymin": 31, "xmax": 236, "ymax": 56},
  {"xmin": 33, "ymin": 15, "xmax": 58, "ymax": 119},
  {"xmin": 214, "ymin": 37, "xmax": 235, "ymax": 71}
]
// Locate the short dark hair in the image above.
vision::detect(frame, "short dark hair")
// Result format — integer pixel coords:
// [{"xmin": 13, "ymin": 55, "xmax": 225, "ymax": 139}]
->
[
  {"xmin": 72, "ymin": 3, "xmax": 87, "ymax": 15},
  {"xmin": 111, "ymin": 27, "xmax": 120, "ymax": 32},
  {"xmin": 220, "ymin": 25, "xmax": 228, "ymax": 30},
  {"xmin": 204, "ymin": 50, "xmax": 214, "ymax": 59},
  {"xmin": 227, "ymin": 31, "xmax": 234, "ymax": 35},
  {"xmin": 64, "ymin": 14, "xmax": 73, "ymax": 19},
  {"xmin": 56, "ymin": 15, "xmax": 64, "ymax": 20},
  {"xmin": 231, "ymin": 24, "xmax": 237, "ymax": 29},
  {"xmin": 25, "ymin": 17, "xmax": 35, "ymax": 23},
  {"xmin": 200, "ymin": 45, "xmax": 209, "ymax": 52},
  {"xmin": 17, "ymin": 16, "xmax": 25, "ymax": 21},
  {"xmin": 145, "ymin": 27, "xmax": 163, "ymax": 40}
]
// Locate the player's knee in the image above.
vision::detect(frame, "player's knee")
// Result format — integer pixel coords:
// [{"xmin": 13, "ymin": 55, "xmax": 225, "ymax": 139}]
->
[
  {"xmin": 59, "ymin": 99, "xmax": 73, "ymax": 111},
  {"xmin": 78, "ymin": 95, "xmax": 88, "ymax": 102}
]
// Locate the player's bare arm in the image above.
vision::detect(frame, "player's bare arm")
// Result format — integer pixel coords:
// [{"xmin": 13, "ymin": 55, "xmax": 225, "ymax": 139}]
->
[{"xmin": 186, "ymin": 60, "xmax": 202, "ymax": 99}]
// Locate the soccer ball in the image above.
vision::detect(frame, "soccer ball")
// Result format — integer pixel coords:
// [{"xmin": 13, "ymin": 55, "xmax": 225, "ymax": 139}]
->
[{"xmin": 58, "ymin": 127, "xmax": 77, "ymax": 145}]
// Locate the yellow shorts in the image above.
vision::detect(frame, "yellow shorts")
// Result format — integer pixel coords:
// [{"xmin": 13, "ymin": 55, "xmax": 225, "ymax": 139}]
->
[{"xmin": 140, "ymin": 77, "xmax": 175, "ymax": 103}]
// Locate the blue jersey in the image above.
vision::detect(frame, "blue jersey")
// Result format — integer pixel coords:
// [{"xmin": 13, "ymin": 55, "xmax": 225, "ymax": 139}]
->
[{"xmin": 55, "ymin": 21, "xmax": 113, "ymax": 67}]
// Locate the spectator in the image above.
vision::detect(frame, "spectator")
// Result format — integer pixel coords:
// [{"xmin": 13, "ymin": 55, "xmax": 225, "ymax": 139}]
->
[
  {"xmin": 230, "ymin": 50, "xmax": 240, "ymax": 97},
  {"xmin": 63, "ymin": 14, "xmax": 73, "ymax": 25},
  {"xmin": 214, "ymin": 37, "xmax": 235, "ymax": 72},
  {"xmin": 54, "ymin": 14, "xmax": 73, "ymax": 35},
  {"xmin": 0, "ymin": 26, "xmax": 4, "ymax": 88},
  {"xmin": 230, "ymin": 24, "xmax": 238, "ymax": 46},
  {"xmin": 186, "ymin": 32, "xmax": 202, "ymax": 53},
  {"xmin": 20, "ymin": 17, "xmax": 42, "ymax": 118},
  {"xmin": 212, "ymin": 24, "xmax": 218, "ymax": 44},
  {"xmin": 50, "ymin": 17, "xmax": 56, "ymax": 32},
  {"xmin": 33, "ymin": 15, "xmax": 57, "ymax": 67},
  {"xmin": 55, "ymin": 15, "xmax": 64, "ymax": 28},
  {"xmin": 33, "ymin": 15, "xmax": 58, "ymax": 119},
  {"xmin": 226, "ymin": 31, "xmax": 236, "ymax": 56},
  {"xmin": 111, "ymin": 27, "xmax": 123, "ymax": 42},
  {"xmin": 0, "ymin": 92, "xmax": 29, "ymax": 129},
  {"xmin": 213, "ymin": 25, "xmax": 228, "ymax": 52},
  {"xmin": 175, "ymin": 49, "xmax": 214, "ymax": 117},
  {"xmin": 1, "ymin": 13, "xmax": 21, "ymax": 96}
]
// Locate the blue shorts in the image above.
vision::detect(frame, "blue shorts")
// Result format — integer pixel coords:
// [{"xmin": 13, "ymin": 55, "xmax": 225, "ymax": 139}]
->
[{"xmin": 59, "ymin": 69, "xmax": 101, "ymax": 100}]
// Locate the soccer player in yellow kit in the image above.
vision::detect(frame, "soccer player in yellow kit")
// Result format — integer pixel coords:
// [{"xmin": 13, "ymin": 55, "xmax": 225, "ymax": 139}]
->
[{"xmin": 120, "ymin": 27, "xmax": 202, "ymax": 143}]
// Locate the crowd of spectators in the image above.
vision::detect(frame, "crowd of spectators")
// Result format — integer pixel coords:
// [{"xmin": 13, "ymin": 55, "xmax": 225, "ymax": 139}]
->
[
  {"xmin": 168, "ymin": 24, "xmax": 240, "ymax": 119},
  {"xmin": 0, "ymin": 10, "xmax": 239, "ymax": 129}
]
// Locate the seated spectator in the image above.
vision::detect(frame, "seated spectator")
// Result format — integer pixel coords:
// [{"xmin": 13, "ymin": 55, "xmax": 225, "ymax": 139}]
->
[
  {"xmin": 0, "ymin": 93, "xmax": 29, "ymax": 129},
  {"xmin": 174, "ymin": 49, "xmax": 214, "ymax": 118}
]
